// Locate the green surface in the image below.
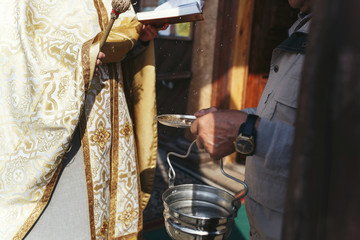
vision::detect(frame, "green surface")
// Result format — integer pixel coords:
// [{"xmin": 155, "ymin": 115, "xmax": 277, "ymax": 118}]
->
[
  {"xmin": 143, "ymin": 205, "xmax": 250, "ymax": 240},
  {"xmin": 230, "ymin": 205, "xmax": 250, "ymax": 240}
]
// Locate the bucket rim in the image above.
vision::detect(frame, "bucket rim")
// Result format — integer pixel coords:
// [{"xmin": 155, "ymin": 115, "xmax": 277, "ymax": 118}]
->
[{"xmin": 162, "ymin": 183, "xmax": 238, "ymax": 221}]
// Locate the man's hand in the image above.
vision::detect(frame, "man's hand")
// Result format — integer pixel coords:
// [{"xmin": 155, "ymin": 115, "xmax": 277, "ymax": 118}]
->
[
  {"xmin": 190, "ymin": 108, "xmax": 248, "ymax": 160},
  {"xmin": 193, "ymin": 106, "xmax": 218, "ymax": 118},
  {"xmin": 94, "ymin": 51, "xmax": 106, "ymax": 76},
  {"xmin": 139, "ymin": 24, "xmax": 169, "ymax": 42}
]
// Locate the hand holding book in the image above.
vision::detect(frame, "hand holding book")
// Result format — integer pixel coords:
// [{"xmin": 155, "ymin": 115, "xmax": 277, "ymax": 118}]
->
[{"xmin": 139, "ymin": 24, "xmax": 169, "ymax": 42}]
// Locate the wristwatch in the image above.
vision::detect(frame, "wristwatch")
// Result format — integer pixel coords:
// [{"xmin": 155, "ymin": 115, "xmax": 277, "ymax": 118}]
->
[{"xmin": 234, "ymin": 114, "xmax": 259, "ymax": 156}]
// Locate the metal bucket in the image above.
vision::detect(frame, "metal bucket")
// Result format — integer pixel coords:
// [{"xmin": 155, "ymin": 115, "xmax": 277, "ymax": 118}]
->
[{"xmin": 162, "ymin": 140, "xmax": 248, "ymax": 240}]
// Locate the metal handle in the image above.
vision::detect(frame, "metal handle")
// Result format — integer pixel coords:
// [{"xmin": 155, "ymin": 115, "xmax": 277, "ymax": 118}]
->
[
  {"xmin": 166, "ymin": 139, "xmax": 249, "ymax": 210},
  {"xmin": 166, "ymin": 139, "xmax": 197, "ymax": 188},
  {"xmin": 219, "ymin": 158, "xmax": 248, "ymax": 210}
]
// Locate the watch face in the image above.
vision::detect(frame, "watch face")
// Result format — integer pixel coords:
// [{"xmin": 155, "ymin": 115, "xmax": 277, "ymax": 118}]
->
[{"xmin": 235, "ymin": 136, "xmax": 255, "ymax": 155}]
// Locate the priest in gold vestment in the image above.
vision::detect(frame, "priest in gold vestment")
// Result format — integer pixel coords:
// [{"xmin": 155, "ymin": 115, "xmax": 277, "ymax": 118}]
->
[{"xmin": 0, "ymin": 0, "xmax": 160, "ymax": 239}]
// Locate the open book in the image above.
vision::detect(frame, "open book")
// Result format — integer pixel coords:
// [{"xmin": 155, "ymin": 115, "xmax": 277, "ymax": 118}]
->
[{"xmin": 136, "ymin": 0, "xmax": 204, "ymax": 27}]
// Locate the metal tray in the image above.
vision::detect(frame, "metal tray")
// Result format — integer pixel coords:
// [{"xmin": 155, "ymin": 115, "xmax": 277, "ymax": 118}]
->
[{"xmin": 156, "ymin": 114, "xmax": 196, "ymax": 128}]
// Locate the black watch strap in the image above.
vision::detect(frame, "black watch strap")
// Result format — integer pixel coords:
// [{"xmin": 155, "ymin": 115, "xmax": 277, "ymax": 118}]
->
[{"xmin": 239, "ymin": 114, "xmax": 258, "ymax": 137}]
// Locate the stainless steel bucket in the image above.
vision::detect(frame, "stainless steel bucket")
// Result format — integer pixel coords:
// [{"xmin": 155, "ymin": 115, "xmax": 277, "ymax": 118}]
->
[{"xmin": 162, "ymin": 140, "xmax": 248, "ymax": 240}]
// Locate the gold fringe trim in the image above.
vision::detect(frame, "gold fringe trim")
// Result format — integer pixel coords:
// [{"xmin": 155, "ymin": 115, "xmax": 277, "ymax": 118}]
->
[
  {"xmin": 81, "ymin": 39, "xmax": 92, "ymax": 91},
  {"xmin": 108, "ymin": 63, "xmax": 120, "ymax": 239},
  {"xmin": 80, "ymin": 113, "xmax": 97, "ymax": 240},
  {"xmin": 14, "ymin": 162, "xmax": 63, "ymax": 240},
  {"xmin": 114, "ymin": 232, "xmax": 139, "ymax": 240},
  {"xmin": 93, "ymin": 0, "xmax": 109, "ymax": 31}
]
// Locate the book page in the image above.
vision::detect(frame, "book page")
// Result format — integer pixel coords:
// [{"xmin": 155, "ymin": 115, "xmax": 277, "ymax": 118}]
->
[
  {"xmin": 155, "ymin": 0, "xmax": 204, "ymax": 11},
  {"xmin": 136, "ymin": 0, "xmax": 204, "ymax": 27},
  {"xmin": 137, "ymin": 2, "xmax": 202, "ymax": 20}
]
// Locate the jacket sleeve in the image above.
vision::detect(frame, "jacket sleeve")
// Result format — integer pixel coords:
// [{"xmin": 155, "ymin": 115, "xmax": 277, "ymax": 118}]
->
[
  {"xmin": 241, "ymin": 107, "xmax": 256, "ymax": 115},
  {"xmin": 255, "ymin": 118, "xmax": 294, "ymax": 177}
]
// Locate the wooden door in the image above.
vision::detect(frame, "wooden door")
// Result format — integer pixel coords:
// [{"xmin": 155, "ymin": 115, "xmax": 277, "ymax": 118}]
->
[{"xmin": 245, "ymin": 0, "xmax": 298, "ymax": 108}]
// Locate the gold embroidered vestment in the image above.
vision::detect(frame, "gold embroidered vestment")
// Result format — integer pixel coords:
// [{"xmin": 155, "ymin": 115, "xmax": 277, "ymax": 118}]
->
[{"xmin": 0, "ymin": 1, "xmax": 157, "ymax": 239}]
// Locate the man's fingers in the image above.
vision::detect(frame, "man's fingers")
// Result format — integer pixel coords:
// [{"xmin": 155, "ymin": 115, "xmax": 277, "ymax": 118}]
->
[
  {"xmin": 190, "ymin": 118, "xmax": 198, "ymax": 136},
  {"xmin": 157, "ymin": 23, "xmax": 169, "ymax": 31},
  {"xmin": 190, "ymin": 119, "xmax": 204, "ymax": 150},
  {"xmin": 194, "ymin": 107, "xmax": 218, "ymax": 117},
  {"xmin": 98, "ymin": 51, "xmax": 105, "ymax": 59},
  {"xmin": 195, "ymin": 138, "xmax": 204, "ymax": 150},
  {"xmin": 148, "ymin": 26, "xmax": 158, "ymax": 37},
  {"xmin": 96, "ymin": 52, "xmax": 105, "ymax": 68}
]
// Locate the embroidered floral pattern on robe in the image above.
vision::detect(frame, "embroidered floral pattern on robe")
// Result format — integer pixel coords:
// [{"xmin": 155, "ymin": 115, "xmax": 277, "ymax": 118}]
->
[
  {"xmin": 0, "ymin": 1, "xmax": 157, "ymax": 239},
  {"xmin": 90, "ymin": 121, "xmax": 111, "ymax": 151}
]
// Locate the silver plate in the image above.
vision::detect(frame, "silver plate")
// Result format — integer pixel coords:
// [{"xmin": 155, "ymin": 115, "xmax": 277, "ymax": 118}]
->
[{"xmin": 156, "ymin": 114, "xmax": 196, "ymax": 128}]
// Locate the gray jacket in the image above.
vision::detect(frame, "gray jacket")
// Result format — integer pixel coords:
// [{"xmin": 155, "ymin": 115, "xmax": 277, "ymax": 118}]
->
[{"xmin": 244, "ymin": 13, "xmax": 312, "ymax": 240}]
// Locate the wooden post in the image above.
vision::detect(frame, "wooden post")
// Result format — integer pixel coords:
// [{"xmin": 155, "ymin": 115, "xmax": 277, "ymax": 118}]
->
[
  {"xmin": 211, "ymin": 0, "xmax": 254, "ymax": 110},
  {"xmin": 283, "ymin": 0, "xmax": 360, "ymax": 239},
  {"xmin": 210, "ymin": 0, "xmax": 254, "ymax": 164},
  {"xmin": 228, "ymin": 0, "xmax": 255, "ymax": 110},
  {"xmin": 186, "ymin": 0, "xmax": 220, "ymax": 116}
]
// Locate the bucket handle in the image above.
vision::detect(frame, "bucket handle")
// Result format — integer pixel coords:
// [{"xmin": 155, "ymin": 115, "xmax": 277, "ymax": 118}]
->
[
  {"xmin": 166, "ymin": 140, "xmax": 197, "ymax": 188},
  {"xmin": 166, "ymin": 139, "xmax": 249, "ymax": 209},
  {"xmin": 219, "ymin": 157, "xmax": 248, "ymax": 210}
]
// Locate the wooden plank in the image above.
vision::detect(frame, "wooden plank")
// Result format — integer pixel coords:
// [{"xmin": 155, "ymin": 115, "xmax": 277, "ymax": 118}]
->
[
  {"xmin": 211, "ymin": 0, "xmax": 240, "ymax": 108},
  {"xmin": 229, "ymin": 0, "xmax": 255, "ymax": 110},
  {"xmin": 186, "ymin": 0, "xmax": 219, "ymax": 117},
  {"xmin": 245, "ymin": 0, "xmax": 297, "ymax": 108},
  {"xmin": 211, "ymin": 0, "xmax": 254, "ymax": 163}
]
